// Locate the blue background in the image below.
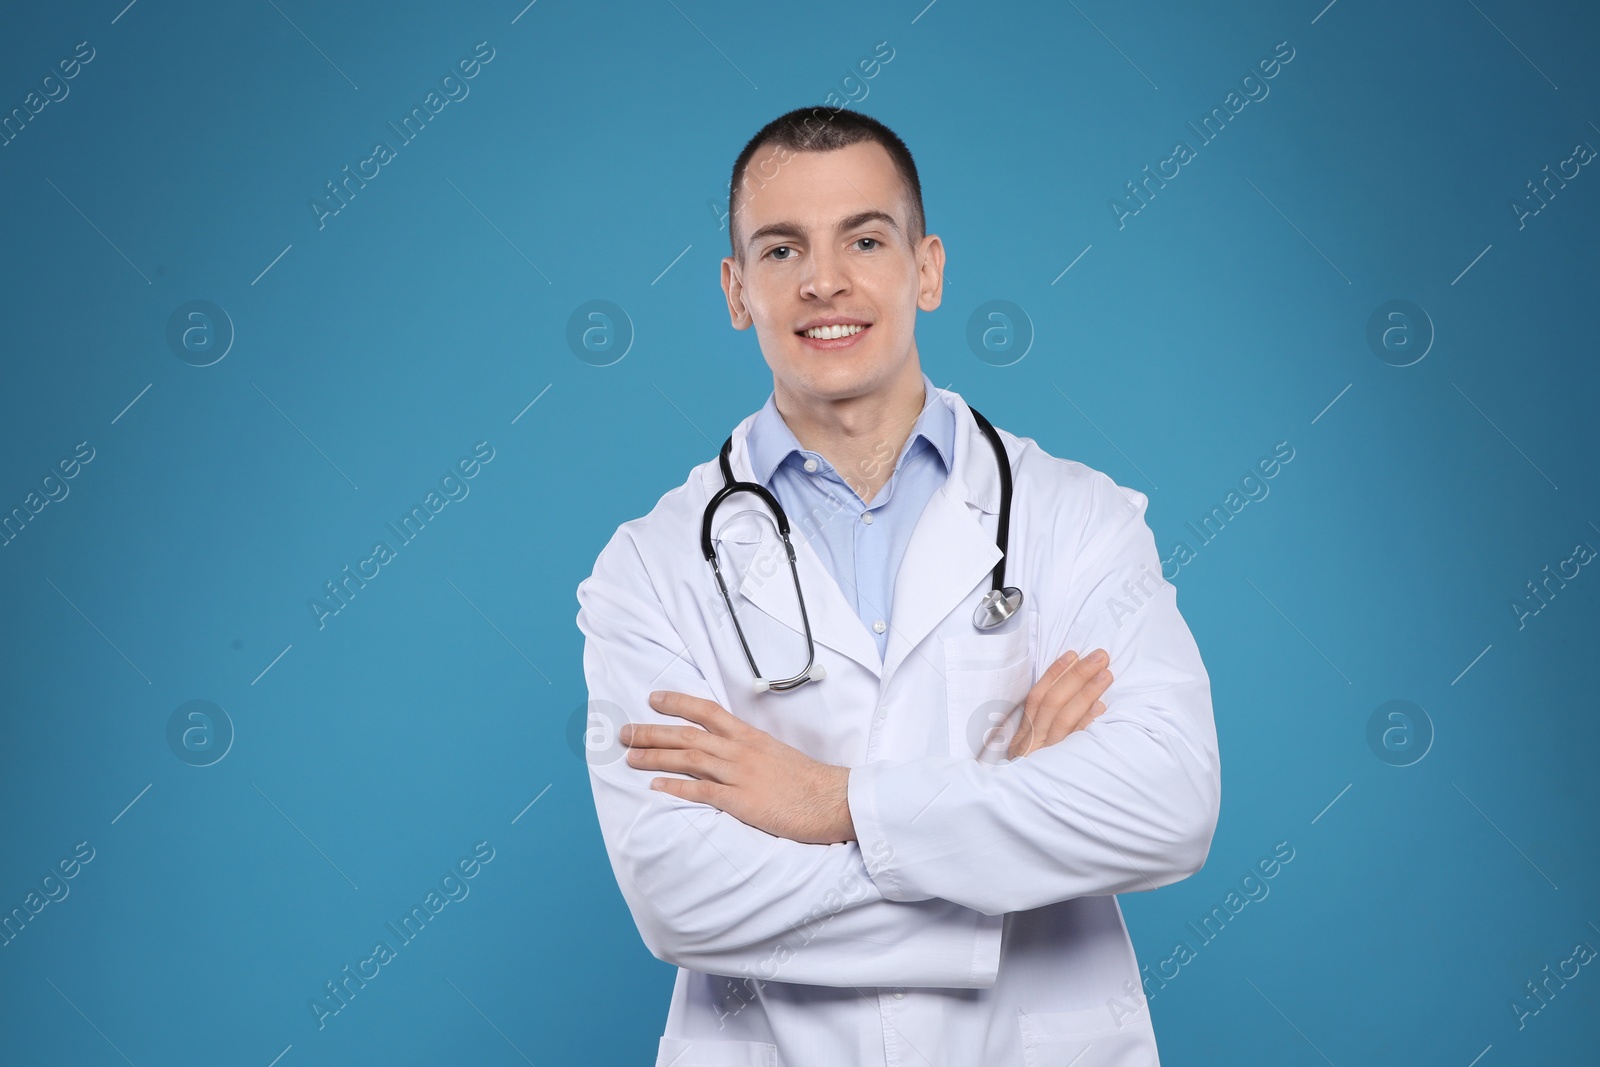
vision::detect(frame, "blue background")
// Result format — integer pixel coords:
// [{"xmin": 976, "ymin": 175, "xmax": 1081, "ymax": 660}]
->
[{"xmin": 2, "ymin": 0, "xmax": 1597, "ymax": 1063}]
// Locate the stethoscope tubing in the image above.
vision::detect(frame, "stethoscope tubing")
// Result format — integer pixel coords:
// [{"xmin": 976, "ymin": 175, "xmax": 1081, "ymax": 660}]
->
[{"xmin": 701, "ymin": 403, "xmax": 1015, "ymax": 692}]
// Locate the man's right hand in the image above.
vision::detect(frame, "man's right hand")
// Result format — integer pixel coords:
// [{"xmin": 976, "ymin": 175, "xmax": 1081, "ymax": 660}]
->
[{"xmin": 1006, "ymin": 649, "xmax": 1113, "ymax": 759}]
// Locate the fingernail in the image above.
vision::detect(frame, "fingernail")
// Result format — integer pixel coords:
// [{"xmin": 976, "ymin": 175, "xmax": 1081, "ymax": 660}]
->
[
  {"xmin": 649, "ymin": 691, "xmax": 664, "ymax": 705},
  {"xmin": 619, "ymin": 724, "xmax": 632, "ymax": 742}
]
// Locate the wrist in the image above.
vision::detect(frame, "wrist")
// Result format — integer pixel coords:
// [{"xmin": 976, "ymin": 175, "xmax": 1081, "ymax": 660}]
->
[{"xmin": 832, "ymin": 764, "xmax": 856, "ymax": 843}]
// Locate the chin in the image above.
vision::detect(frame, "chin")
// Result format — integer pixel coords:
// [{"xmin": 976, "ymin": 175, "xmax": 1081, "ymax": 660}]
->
[{"xmin": 793, "ymin": 364, "xmax": 889, "ymax": 398}]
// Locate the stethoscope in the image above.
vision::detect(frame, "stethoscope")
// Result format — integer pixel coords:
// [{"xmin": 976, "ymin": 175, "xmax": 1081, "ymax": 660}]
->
[{"xmin": 699, "ymin": 405, "xmax": 1023, "ymax": 694}]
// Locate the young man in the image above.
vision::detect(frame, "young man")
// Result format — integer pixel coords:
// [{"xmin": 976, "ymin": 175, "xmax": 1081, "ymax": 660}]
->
[{"xmin": 576, "ymin": 107, "xmax": 1220, "ymax": 1066}]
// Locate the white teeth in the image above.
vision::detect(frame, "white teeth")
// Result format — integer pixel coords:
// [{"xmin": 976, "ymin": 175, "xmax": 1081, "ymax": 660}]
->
[{"xmin": 802, "ymin": 324, "xmax": 866, "ymax": 339}]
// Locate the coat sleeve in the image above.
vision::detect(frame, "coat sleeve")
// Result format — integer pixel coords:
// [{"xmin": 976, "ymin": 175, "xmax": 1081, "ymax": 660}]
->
[
  {"xmin": 576, "ymin": 525, "xmax": 1003, "ymax": 987},
  {"xmin": 847, "ymin": 470, "xmax": 1222, "ymax": 917}
]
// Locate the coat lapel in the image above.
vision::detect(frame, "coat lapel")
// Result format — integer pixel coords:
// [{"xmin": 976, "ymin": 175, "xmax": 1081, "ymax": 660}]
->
[
  {"xmin": 737, "ymin": 523, "xmax": 884, "ymax": 680},
  {"xmin": 880, "ymin": 392, "xmax": 1003, "ymax": 688}
]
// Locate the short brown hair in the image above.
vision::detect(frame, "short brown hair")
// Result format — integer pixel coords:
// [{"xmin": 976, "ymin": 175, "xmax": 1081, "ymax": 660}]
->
[{"xmin": 727, "ymin": 107, "xmax": 925, "ymax": 261}]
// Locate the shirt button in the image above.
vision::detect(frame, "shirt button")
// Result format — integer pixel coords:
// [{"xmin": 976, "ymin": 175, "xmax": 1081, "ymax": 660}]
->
[
  {"xmin": 877, "ymin": 706, "xmax": 888, "ymax": 720},
  {"xmin": 803, "ymin": 458, "xmax": 819, "ymax": 473},
  {"xmin": 892, "ymin": 988, "xmax": 905, "ymax": 999},
  {"xmin": 861, "ymin": 511, "xmax": 874, "ymax": 525},
  {"xmin": 872, "ymin": 619, "xmax": 886, "ymax": 634}
]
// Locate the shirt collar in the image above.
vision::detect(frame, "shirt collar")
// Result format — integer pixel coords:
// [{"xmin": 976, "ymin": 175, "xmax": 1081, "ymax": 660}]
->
[{"xmin": 745, "ymin": 371, "xmax": 956, "ymax": 488}]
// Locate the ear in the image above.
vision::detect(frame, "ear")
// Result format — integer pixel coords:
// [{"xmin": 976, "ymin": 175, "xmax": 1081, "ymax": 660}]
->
[
  {"xmin": 721, "ymin": 255, "xmax": 753, "ymax": 329},
  {"xmin": 915, "ymin": 233, "xmax": 945, "ymax": 313}
]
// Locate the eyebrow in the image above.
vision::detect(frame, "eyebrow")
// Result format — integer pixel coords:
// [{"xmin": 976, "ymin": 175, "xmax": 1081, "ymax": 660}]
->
[{"xmin": 746, "ymin": 210, "xmax": 901, "ymax": 251}]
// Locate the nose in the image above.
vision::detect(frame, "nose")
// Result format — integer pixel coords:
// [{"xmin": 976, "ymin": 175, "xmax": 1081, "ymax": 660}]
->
[{"xmin": 800, "ymin": 243, "xmax": 849, "ymax": 301}]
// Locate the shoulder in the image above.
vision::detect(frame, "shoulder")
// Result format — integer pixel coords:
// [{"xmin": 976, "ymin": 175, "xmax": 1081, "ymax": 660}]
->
[
  {"xmin": 983, "ymin": 420, "xmax": 1159, "ymax": 598},
  {"xmin": 978, "ymin": 416, "xmax": 1154, "ymax": 595},
  {"xmin": 997, "ymin": 422, "xmax": 1149, "ymax": 539}
]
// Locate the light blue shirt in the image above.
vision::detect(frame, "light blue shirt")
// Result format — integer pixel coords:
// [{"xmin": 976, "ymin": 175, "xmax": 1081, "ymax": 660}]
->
[{"xmin": 744, "ymin": 372, "xmax": 956, "ymax": 661}]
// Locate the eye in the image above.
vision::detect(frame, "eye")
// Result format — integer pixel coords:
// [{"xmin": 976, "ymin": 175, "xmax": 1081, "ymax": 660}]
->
[
  {"xmin": 855, "ymin": 237, "xmax": 880, "ymax": 251},
  {"xmin": 766, "ymin": 245, "xmax": 795, "ymax": 261}
]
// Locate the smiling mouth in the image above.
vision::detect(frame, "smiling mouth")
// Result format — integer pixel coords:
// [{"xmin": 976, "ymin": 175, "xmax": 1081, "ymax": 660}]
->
[
  {"xmin": 795, "ymin": 323, "xmax": 873, "ymax": 354},
  {"xmin": 798, "ymin": 323, "xmax": 869, "ymax": 340}
]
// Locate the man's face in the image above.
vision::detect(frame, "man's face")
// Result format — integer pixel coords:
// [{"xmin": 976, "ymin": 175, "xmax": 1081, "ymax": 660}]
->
[{"xmin": 720, "ymin": 139, "xmax": 944, "ymax": 405}]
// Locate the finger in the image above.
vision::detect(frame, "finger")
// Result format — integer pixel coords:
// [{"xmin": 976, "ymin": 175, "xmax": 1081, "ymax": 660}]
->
[
  {"xmin": 1036, "ymin": 662, "xmax": 1113, "ymax": 748},
  {"xmin": 1042, "ymin": 648, "xmax": 1109, "ymax": 703},
  {"xmin": 621, "ymin": 723, "xmax": 735, "ymax": 761},
  {"xmin": 1075, "ymin": 700, "xmax": 1109, "ymax": 735},
  {"xmin": 1008, "ymin": 651, "xmax": 1082, "ymax": 758},
  {"xmin": 1042, "ymin": 691, "xmax": 1110, "ymax": 750},
  {"xmin": 1031, "ymin": 649, "xmax": 1082, "ymax": 695},
  {"xmin": 628, "ymin": 745, "xmax": 732, "ymax": 783},
  {"xmin": 1015, "ymin": 660, "xmax": 1113, "ymax": 758},
  {"xmin": 621, "ymin": 721, "xmax": 694, "ymax": 747},
  {"xmin": 648, "ymin": 775, "xmax": 722, "ymax": 806},
  {"xmin": 648, "ymin": 690, "xmax": 744, "ymax": 735},
  {"xmin": 1011, "ymin": 651, "xmax": 1109, "ymax": 758},
  {"xmin": 1007, "ymin": 701, "xmax": 1041, "ymax": 760},
  {"xmin": 1024, "ymin": 662, "xmax": 1113, "ymax": 755}
]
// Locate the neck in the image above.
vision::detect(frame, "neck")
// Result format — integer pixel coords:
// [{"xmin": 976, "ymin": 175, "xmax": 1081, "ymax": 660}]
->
[{"xmin": 774, "ymin": 360, "xmax": 928, "ymax": 506}]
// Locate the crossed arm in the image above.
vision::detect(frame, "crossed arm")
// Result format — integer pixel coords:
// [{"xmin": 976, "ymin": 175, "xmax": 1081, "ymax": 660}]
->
[
  {"xmin": 620, "ymin": 644, "xmax": 1115, "ymax": 846},
  {"xmin": 575, "ymin": 473, "xmax": 1219, "ymax": 984},
  {"xmin": 579, "ymin": 534, "xmax": 1009, "ymax": 988}
]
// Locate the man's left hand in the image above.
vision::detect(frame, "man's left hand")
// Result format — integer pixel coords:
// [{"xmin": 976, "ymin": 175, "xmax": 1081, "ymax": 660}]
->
[{"xmin": 620, "ymin": 690, "xmax": 855, "ymax": 845}]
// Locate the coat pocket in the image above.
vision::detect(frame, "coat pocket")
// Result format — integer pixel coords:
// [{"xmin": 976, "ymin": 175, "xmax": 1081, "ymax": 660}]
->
[
  {"xmin": 943, "ymin": 610, "xmax": 1036, "ymax": 763},
  {"xmin": 655, "ymin": 1036, "xmax": 781, "ymax": 1066},
  {"xmin": 1018, "ymin": 1005, "xmax": 1158, "ymax": 1067}
]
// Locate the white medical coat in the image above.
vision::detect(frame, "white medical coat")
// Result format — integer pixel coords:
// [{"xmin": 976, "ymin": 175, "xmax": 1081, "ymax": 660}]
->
[{"xmin": 575, "ymin": 385, "xmax": 1221, "ymax": 1066}]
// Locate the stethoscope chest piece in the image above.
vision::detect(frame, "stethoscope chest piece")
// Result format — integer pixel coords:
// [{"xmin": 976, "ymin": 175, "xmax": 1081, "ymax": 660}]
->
[{"xmin": 974, "ymin": 586, "xmax": 1024, "ymax": 629}]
